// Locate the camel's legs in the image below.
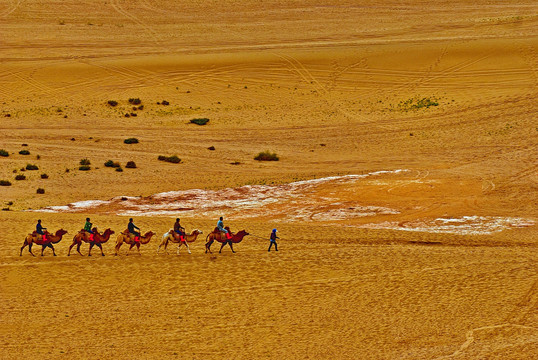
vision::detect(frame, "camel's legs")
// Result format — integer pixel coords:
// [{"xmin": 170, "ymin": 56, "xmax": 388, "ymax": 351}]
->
[
  {"xmin": 97, "ymin": 243, "xmax": 104, "ymax": 256},
  {"xmin": 28, "ymin": 242, "xmax": 35, "ymax": 256},
  {"xmin": 88, "ymin": 243, "xmax": 94, "ymax": 256},
  {"xmin": 114, "ymin": 242, "xmax": 122, "ymax": 256},
  {"xmin": 137, "ymin": 243, "xmax": 141, "ymax": 255},
  {"xmin": 76, "ymin": 243, "xmax": 82, "ymax": 256},
  {"xmin": 50, "ymin": 244, "xmax": 57, "ymax": 256},
  {"xmin": 219, "ymin": 242, "xmax": 226, "ymax": 253},
  {"xmin": 185, "ymin": 242, "xmax": 191, "ymax": 254},
  {"xmin": 229, "ymin": 242, "xmax": 235, "ymax": 253},
  {"xmin": 205, "ymin": 239, "xmax": 213, "ymax": 254},
  {"xmin": 67, "ymin": 242, "xmax": 75, "ymax": 256},
  {"xmin": 20, "ymin": 240, "xmax": 29, "ymax": 256}
]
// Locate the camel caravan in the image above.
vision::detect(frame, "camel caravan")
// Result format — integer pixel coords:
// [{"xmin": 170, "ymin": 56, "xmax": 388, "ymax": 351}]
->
[{"xmin": 20, "ymin": 217, "xmax": 253, "ymax": 257}]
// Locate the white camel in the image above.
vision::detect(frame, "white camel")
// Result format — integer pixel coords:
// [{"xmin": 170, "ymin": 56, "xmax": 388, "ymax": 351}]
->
[{"xmin": 157, "ymin": 229, "xmax": 203, "ymax": 255}]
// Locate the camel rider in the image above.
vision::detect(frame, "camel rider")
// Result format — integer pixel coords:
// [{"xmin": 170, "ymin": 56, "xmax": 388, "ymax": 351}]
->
[
  {"xmin": 84, "ymin": 217, "xmax": 94, "ymax": 241},
  {"xmin": 217, "ymin": 216, "xmax": 231, "ymax": 240},
  {"xmin": 36, "ymin": 219, "xmax": 47, "ymax": 242},
  {"xmin": 128, "ymin": 218, "xmax": 141, "ymax": 242},
  {"xmin": 174, "ymin": 218, "xmax": 185, "ymax": 241}
]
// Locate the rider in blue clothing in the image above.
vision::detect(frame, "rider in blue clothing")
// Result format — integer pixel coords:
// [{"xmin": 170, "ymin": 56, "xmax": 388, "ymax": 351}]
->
[
  {"xmin": 36, "ymin": 219, "xmax": 47, "ymax": 242},
  {"xmin": 268, "ymin": 228, "xmax": 279, "ymax": 252},
  {"xmin": 217, "ymin": 216, "xmax": 231, "ymax": 239},
  {"xmin": 128, "ymin": 218, "xmax": 140, "ymax": 241}
]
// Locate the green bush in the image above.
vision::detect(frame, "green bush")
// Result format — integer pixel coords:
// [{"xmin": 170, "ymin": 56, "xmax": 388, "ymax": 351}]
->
[
  {"xmin": 190, "ymin": 118, "xmax": 210, "ymax": 126},
  {"xmin": 0, "ymin": 149, "xmax": 9, "ymax": 157},
  {"xmin": 15, "ymin": 174, "xmax": 26, "ymax": 180},
  {"xmin": 104, "ymin": 160, "xmax": 121, "ymax": 168},
  {"xmin": 128, "ymin": 98, "xmax": 142, "ymax": 105},
  {"xmin": 124, "ymin": 138, "xmax": 139, "ymax": 144},
  {"xmin": 158, "ymin": 155, "xmax": 181, "ymax": 164},
  {"xmin": 79, "ymin": 165, "xmax": 91, "ymax": 171},
  {"xmin": 0, "ymin": 180, "xmax": 11, "ymax": 186},
  {"xmin": 115, "ymin": 167, "xmax": 123, "ymax": 172},
  {"xmin": 125, "ymin": 161, "xmax": 137, "ymax": 169},
  {"xmin": 26, "ymin": 164, "xmax": 39, "ymax": 170},
  {"xmin": 107, "ymin": 100, "xmax": 118, "ymax": 107},
  {"xmin": 19, "ymin": 150, "xmax": 30, "ymax": 155},
  {"xmin": 254, "ymin": 151, "xmax": 279, "ymax": 161},
  {"xmin": 79, "ymin": 158, "xmax": 91, "ymax": 165},
  {"xmin": 36, "ymin": 188, "xmax": 45, "ymax": 194}
]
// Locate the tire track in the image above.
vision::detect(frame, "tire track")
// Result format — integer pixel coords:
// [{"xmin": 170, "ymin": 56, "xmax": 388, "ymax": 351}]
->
[{"xmin": 109, "ymin": 0, "xmax": 162, "ymax": 45}]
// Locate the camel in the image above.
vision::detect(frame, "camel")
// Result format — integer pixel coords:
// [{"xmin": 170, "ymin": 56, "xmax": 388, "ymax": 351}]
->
[
  {"xmin": 157, "ymin": 229, "xmax": 203, "ymax": 255},
  {"xmin": 20, "ymin": 229, "xmax": 68, "ymax": 256},
  {"xmin": 115, "ymin": 230, "xmax": 155, "ymax": 255},
  {"xmin": 68, "ymin": 228, "xmax": 115, "ymax": 256},
  {"xmin": 205, "ymin": 227, "xmax": 249, "ymax": 254}
]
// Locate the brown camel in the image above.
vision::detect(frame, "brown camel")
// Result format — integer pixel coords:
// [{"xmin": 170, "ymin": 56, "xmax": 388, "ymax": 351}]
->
[
  {"xmin": 205, "ymin": 227, "xmax": 249, "ymax": 254},
  {"xmin": 157, "ymin": 229, "xmax": 203, "ymax": 254},
  {"xmin": 20, "ymin": 229, "xmax": 68, "ymax": 256},
  {"xmin": 68, "ymin": 228, "xmax": 115, "ymax": 256},
  {"xmin": 115, "ymin": 230, "xmax": 155, "ymax": 255}
]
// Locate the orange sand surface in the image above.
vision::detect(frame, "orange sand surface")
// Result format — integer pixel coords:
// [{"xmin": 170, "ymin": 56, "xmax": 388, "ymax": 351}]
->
[{"xmin": 0, "ymin": 1, "xmax": 537, "ymax": 359}]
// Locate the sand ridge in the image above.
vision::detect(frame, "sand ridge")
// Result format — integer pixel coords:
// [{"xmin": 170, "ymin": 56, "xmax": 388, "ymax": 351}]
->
[{"xmin": 1, "ymin": 1, "xmax": 537, "ymax": 359}]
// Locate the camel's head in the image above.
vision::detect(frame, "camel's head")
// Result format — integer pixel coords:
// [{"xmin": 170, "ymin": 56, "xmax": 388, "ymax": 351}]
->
[
  {"xmin": 144, "ymin": 231, "xmax": 155, "ymax": 237},
  {"xmin": 57, "ymin": 229, "xmax": 68, "ymax": 236},
  {"xmin": 193, "ymin": 229, "xmax": 203, "ymax": 235},
  {"xmin": 104, "ymin": 228, "xmax": 115, "ymax": 235},
  {"xmin": 238, "ymin": 230, "xmax": 249, "ymax": 236}
]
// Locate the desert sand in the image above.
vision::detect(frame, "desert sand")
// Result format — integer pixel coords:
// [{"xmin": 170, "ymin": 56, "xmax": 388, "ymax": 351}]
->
[{"xmin": 0, "ymin": 1, "xmax": 537, "ymax": 359}]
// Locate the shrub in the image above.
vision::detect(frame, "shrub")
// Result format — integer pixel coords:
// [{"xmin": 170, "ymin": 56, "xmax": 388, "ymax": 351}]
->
[
  {"xmin": 0, "ymin": 149, "xmax": 9, "ymax": 157},
  {"xmin": 137, "ymin": 105, "xmax": 144, "ymax": 110},
  {"xmin": 125, "ymin": 161, "xmax": 137, "ymax": 168},
  {"xmin": 161, "ymin": 100, "xmax": 169, "ymax": 105},
  {"xmin": 15, "ymin": 175, "xmax": 26, "ymax": 180},
  {"xmin": 158, "ymin": 155, "xmax": 181, "ymax": 164},
  {"xmin": 104, "ymin": 160, "xmax": 121, "ymax": 168},
  {"xmin": 230, "ymin": 161, "xmax": 241, "ymax": 165},
  {"xmin": 26, "ymin": 164, "xmax": 39, "ymax": 170},
  {"xmin": 79, "ymin": 165, "xmax": 91, "ymax": 171},
  {"xmin": 130, "ymin": 113, "xmax": 137, "ymax": 117},
  {"xmin": 0, "ymin": 180, "xmax": 11, "ymax": 186},
  {"xmin": 36, "ymin": 155, "xmax": 41, "ymax": 160},
  {"xmin": 22, "ymin": 144, "xmax": 28, "ymax": 147},
  {"xmin": 190, "ymin": 118, "xmax": 209, "ymax": 126},
  {"xmin": 107, "ymin": 100, "xmax": 118, "ymax": 107},
  {"xmin": 128, "ymin": 98, "xmax": 141, "ymax": 105},
  {"xmin": 254, "ymin": 151, "xmax": 279, "ymax": 161},
  {"xmin": 115, "ymin": 167, "xmax": 123, "ymax": 172},
  {"xmin": 124, "ymin": 138, "xmax": 139, "ymax": 144},
  {"xmin": 19, "ymin": 150, "xmax": 30, "ymax": 155},
  {"xmin": 41, "ymin": 173, "xmax": 49, "ymax": 179},
  {"xmin": 7, "ymin": 201, "xmax": 13, "ymax": 205},
  {"xmin": 207, "ymin": 146, "xmax": 215, "ymax": 151},
  {"xmin": 36, "ymin": 188, "xmax": 45, "ymax": 194},
  {"xmin": 80, "ymin": 158, "xmax": 91, "ymax": 165},
  {"xmin": 124, "ymin": 113, "xmax": 130, "ymax": 118}
]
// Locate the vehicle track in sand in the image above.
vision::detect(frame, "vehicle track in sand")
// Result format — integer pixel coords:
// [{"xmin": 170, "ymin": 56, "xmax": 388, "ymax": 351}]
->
[{"xmin": 0, "ymin": 0, "xmax": 22, "ymax": 19}]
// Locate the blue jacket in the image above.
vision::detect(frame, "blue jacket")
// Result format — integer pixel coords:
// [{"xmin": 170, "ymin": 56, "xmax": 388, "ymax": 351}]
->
[
  {"xmin": 128, "ymin": 222, "xmax": 140, "ymax": 234},
  {"xmin": 36, "ymin": 223, "xmax": 45, "ymax": 235}
]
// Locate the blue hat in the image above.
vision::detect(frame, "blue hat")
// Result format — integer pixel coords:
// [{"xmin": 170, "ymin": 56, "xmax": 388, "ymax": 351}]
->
[{"xmin": 272, "ymin": 229, "xmax": 277, "ymax": 232}]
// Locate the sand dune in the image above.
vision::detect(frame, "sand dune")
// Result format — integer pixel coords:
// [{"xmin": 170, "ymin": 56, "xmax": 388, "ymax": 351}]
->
[{"xmin": 1, "ymin": 1, "xmax": 537, "ymax": 359}]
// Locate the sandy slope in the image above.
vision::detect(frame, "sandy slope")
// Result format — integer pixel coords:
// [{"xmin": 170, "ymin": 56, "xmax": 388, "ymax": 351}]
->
[{"xmin": 0, "ymin": 1, "xmax": 537, "ymax": 359}]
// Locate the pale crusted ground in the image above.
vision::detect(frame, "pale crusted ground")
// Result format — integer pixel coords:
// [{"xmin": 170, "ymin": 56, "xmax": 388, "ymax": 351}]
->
[{"xmin": 0, "ymin": 1, "xmax": 537, "ymax": 359}]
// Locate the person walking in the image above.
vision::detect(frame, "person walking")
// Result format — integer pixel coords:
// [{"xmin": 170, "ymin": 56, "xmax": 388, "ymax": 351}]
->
[{"xmin": 268, "ymin": 228, "xmax": 279, "ymax": 252}]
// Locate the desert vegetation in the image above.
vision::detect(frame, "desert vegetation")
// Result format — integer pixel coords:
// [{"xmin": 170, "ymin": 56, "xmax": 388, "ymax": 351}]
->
[
  {"xmin": 0, "ymin": 149, "xmax": 9, "ymax": 157},
  {"xmin": 190, "ymin": 118, "xmax": 209, "ymax": 125},
  {"xmin": 254, "ymin": 151, "xmax": 279, "ymax": 161},
  {"xmin": 124, "ymin": 138, "xmax": 139, "ymax": 144},
  {"xmin": 125, "ymin": 161, "xmax": 137, "ymax": 168},
  {"xmin": 158, "ymin": 155, "xmax": 181, "ymax": 163},
  {"xmin": 25, "ymin": 164, "xmax": 39, "ymax": 170},
  {"xmin": 104, "ymin": 160, "xmax": 121, "ymax": 168},
  {"xmin": 19, "ymin": 150, "xmax": 30, "ymax": 155},
  {"xmin": 0, "ymin": 180, "xmax": 12, "ymax": 186}
]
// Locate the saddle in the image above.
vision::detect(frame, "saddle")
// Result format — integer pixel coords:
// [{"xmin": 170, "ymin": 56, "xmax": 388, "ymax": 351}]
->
[
  {"xmin": 171, "ymin": 231, "xmax": 185, "ymax": 242},
  {"xmin": 213, "ymin": 227, "xmax": 232, "ymax": 240},
  {"xmin": 123, "ymin": 229, "xmax": 139, "ymax": 242}
]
